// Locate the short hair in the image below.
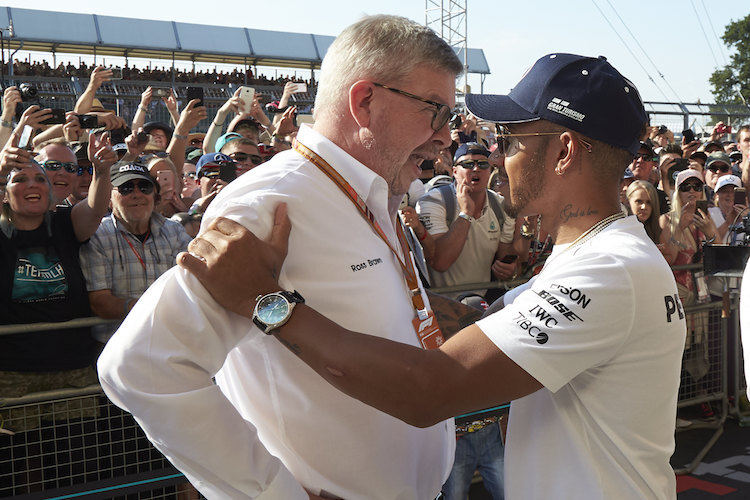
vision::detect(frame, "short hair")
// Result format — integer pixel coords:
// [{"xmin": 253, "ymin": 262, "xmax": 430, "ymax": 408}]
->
[
  {"xmin": 737, "ymin": 124, "xmax": 750, "ymax": 140},
  {"xmin": 34, "ymin": 136, "xmax": 70, "ymax": 152},
  {"xmin": 314, "ymin": 15, "xmax": 462, "ymax": 122},
  {"xmin": 220, "ymin": 137, "xmax": 258, "ymax": 153}
]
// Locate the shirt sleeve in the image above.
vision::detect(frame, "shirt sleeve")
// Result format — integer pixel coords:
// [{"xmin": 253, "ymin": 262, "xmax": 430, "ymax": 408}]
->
[
  {"xmin": 416, "ymin": 190, "xmax": 449, "ymax": 236},
  {"xmin": 476, "ymin": 251, "xmax": 635, "ymax": 393},
  {"xmin": 79, "ymin": 230, "xmax": 113, "ymax": 292}
]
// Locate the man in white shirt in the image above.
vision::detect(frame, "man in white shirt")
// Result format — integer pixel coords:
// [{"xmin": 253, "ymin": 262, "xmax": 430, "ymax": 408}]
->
[
  {"xmin": 182, "ymin": 54, "xmax": 687, "ymax": 500},
  {"xmin": 97, "ymin": 15, "xmax": 461, "ymax": 500}
]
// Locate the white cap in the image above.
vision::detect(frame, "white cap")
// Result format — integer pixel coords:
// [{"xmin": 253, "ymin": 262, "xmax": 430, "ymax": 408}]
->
[{"xmin": 714, "ymin": 174, "xmax": 742, "ymax": 192}]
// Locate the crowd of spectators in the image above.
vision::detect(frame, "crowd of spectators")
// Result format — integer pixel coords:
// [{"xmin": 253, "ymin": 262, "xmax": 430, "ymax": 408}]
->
[
  {"xmin": 1, "ymin": 55, "xmax": 749, "ymax": 496},
  {"xmin": 10, "ymin": 58, "xmax": 312, "ymax": 86}
]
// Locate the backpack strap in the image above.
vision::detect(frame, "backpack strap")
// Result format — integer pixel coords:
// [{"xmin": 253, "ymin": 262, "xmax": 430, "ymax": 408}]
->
[{"xmin": 435, "ymin": 184, "xmax": 456, "ymax": 227}]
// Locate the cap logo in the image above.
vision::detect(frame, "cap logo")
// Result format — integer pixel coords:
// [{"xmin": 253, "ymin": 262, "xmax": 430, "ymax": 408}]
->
[
  {"xmin": 118, "ymin": 164, "xmax": 147, "ymax": 174},
  {"xmin": 547, "ymin": 97, "xmax": 585, "ymax": 123}
]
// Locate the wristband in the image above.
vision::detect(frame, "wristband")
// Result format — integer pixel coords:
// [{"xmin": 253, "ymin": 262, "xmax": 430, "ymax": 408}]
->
[
  {"xmin": 705, "ymin": 235, "xmax": 716, "ymax": 244},
  {"xmin": 418, "ymin": 231, "xmax": 428, "ymax": 241},
  {"xmin": 138, "ymin": 106, "xmax": 148, "ymax": 113},
  {"xmin": 174, "ymin": 133, "xmax": 187, "ymax": 140},
  {"xmin": 457, "ymin": 212, "xmax": 475, "ymax": 223},
  {"xmin": 1, "ymin": 120, "xmax": 11, "ymax": 128}
]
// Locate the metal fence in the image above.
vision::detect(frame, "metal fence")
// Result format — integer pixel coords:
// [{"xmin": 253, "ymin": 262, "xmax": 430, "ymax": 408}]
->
[{"xmin": 1, "ymin": 270, "xmax": 748, "ymax": 496}]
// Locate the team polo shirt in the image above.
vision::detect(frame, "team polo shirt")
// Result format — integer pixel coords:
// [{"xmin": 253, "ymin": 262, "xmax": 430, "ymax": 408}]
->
[
  {"xmin": 477, "ymin": 216, "xmax": 685, "ymax": 499},
  {"xmin": 98, "ymin": 125, "xmax": 454, "ymax": 500}
]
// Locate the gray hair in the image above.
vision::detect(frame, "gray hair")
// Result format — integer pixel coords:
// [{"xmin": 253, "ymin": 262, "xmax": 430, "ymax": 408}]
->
[{"xmin": 314, "ymin": 15, "xmax": 462, "ymax": 121}]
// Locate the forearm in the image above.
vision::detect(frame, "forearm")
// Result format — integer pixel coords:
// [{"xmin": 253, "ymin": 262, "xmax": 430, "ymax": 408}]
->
[
  {"xmin": 90, "ymin": 291, "xmax": 133, "ymax": 319},
  {"xmin": 204, "ymin": 112, "xmax": 229, "ymax": 153},
  {"xmin": 72, "ymin": 172, "xmax": 111, "ymax": 241},
  {"xmin": 31, "ymin": 124, "xmax": 64, "ymax": 148},
  {"xmin": 132, "ymin": 105, "xmax": 147, "ymax": 131},
  {"xmin": 74, "ymin": 86, "xmax": 97, "ymax": 114}
]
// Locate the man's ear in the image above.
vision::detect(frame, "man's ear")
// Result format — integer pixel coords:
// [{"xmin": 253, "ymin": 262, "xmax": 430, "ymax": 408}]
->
[
  {"xmin": 554, "ymin": 131, "xmax": 581, "ymax": 175},
  {"xmin": 348, "ymin": 80, "xmax": 375, "ymax": 128}
]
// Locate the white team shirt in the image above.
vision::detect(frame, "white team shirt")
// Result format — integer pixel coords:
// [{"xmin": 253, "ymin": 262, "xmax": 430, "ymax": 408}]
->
[
  {"xmin": 98, "ymin": 125, "xmax": 454, "ymax": 499},
  {"xmin": 477, "ymin": 215, "xmax": 685, "ymax": 500},
  {"xmin": 741, "ymin": 256, "xmax": 750, "ymax": 401}
]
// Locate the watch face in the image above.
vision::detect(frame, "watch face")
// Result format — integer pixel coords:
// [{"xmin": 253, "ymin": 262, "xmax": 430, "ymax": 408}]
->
[{"xmin": 257, "ymin": 294, "xmax": 290, "ymax": 326}]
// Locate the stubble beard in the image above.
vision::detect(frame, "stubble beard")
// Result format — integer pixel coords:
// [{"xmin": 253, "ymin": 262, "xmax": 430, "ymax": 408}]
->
[{"xmin": 504, "ymin": 148, "xmax": 547, "ymax": 218}]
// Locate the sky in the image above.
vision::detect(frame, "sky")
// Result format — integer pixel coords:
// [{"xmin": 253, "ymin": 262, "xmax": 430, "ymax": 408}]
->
[{"xmin": 0, "ymin": 0, "xmax": 747, "ymax": 105}]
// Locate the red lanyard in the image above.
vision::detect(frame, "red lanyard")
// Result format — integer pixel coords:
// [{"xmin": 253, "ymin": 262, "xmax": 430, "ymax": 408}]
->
[
  {"xmin": 120, "ymin": 230, "xmax": 149, "ymax": 271},
  {"xmin": 293, "ymin": 139, "xmax": 428, "ymax": 317}
]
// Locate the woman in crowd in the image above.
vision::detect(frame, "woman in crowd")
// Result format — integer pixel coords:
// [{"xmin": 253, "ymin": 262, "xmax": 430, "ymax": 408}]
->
[
  {"xmin": 626, "ymin": 180, "xmax": 662, "ymax": 244},
  {"xmin": 708, "ymin": 174, "xmax": 747, "ymax": 244}
]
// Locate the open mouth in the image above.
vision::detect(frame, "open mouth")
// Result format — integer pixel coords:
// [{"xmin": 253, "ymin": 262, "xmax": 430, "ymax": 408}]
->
[{"xmin": 24, "ymin": 193, "xmax": 42, "ymax": 201}]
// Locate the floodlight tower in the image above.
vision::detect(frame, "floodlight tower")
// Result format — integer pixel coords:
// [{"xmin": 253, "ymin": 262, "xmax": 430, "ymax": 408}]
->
[{"xmin": 425, "ymin": 0, "xmax": 468, "ymax": 107}]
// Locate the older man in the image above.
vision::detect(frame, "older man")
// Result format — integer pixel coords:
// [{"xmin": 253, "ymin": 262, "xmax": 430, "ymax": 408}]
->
[
  {"xmin": 98, "ymin": 15, "xmax": 461, "ymax": 499},
  {"xmin": 182, "ymin": 54, "xmax": 686, "ymax": 500},
  {"xmin": 79, "ymin": 163, "xmax": 191, "ymax": 343}
]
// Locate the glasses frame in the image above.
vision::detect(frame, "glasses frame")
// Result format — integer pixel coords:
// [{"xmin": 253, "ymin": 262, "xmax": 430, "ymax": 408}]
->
[
  {"xmin": 495, "ymin": 130, "xmax": 593, "ymax": 157},
  {"xmin": 707, "ymin": 164, "xmax": 731, "ymax": 173},
  {"xmin": 229, "ymin": 152, "xmax": 263, "ymax": 165},
  {"xmin": 678, "ymin": 183, "xmax": 704, "ymax": 193},
  {"xmin": 373, "ymin": 82, "xmax": 453, "ymax": 131},
  {"xmin": 456, "ymin": 159, "xmax": 491, "ymax": 170},
  {"xmin": 41, "ymin": 161, "xmax": 78, "ymax": 174},
  {"xmin": 77, "ymin": 166, "xmax": 93, "ymax": 176},
  {"xmin": 117, "ymin": 180, "xmax": 155, "ymax": 196}
]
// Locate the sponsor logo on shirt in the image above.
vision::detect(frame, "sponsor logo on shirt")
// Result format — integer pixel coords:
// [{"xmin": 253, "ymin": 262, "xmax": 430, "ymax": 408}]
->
[{"xmin": 664, "ymin": 294, "xmax": 685, "ymax": 322}]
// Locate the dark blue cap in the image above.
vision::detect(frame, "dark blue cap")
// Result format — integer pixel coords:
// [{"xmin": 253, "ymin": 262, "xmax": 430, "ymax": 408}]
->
[
  {"xmin": 466, "ymin": 53, "xmax": 646, "ymax": 155},
  {"xmin": 196, "ymin": 152, "xmax": 233, "ymax": 177},
  {"xmin": 453, "ymin": 142, "xmax": 490, "ymax": 163}
]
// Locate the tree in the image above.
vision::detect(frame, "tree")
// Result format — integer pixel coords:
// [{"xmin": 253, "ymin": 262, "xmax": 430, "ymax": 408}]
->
[{"xmin": 710, "ymin": 14, "xmax": 750, "ymax": 106}]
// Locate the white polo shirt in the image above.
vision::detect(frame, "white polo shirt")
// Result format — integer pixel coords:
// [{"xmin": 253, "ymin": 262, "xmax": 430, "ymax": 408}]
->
[{"xmin": 98, "ymin": 125, "xmax": 454, "ymax": 499}]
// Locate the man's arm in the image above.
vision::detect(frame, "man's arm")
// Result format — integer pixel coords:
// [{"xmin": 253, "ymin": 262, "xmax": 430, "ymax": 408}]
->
[
  {"xmin": 71, "ymin": 132, "xmax": 116, "ymax": 242},
  {"xmin": 179, "ymin": 212, "xmax": 542, "ymax": 427},
  {"xmin": 74, "ymin": 66, "xmax": 111, "ymax": 113}
]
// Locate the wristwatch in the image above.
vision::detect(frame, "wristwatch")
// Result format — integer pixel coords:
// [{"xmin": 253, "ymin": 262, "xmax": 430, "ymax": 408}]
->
[
  {"xmin": 252, "ymin": 290, "xmax": 305, "ymax": 334},
  {"xmin": 458, "ymin": 211, "xmax": 475, "ymax": 223}
]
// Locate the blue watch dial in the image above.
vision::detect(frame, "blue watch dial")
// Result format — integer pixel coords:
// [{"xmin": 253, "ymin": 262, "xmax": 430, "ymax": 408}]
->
[{"xmin": 257, "ymin": 295, "xmax": 290, "ymax": 325}]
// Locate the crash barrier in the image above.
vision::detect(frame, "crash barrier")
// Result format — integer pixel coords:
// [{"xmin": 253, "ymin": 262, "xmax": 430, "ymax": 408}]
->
[{"xmin": 0, "ymin": 266, "xmax": 746, "ymax": 496}]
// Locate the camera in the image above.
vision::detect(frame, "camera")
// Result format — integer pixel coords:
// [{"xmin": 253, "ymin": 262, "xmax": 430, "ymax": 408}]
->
[
  {"xmin": 18, "ymin": 83, "xmax": 38, "ymax": 102},
  {"xmin": 76, "ymin": 114, "xmax": 99, "ymax": 129},
  {"xmin": 450, "ymin": 114, "xmax": 462, "ymax": 130},
  {"xmin": 657, "ymin": 125, "xmax": 668, "ymax": 135}
]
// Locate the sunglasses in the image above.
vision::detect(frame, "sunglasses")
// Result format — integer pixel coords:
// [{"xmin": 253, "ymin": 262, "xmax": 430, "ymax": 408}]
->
[
  {"xmin": 42, "ymin": 161, "xmax": 77, "ymax": 174},
  {"xmin": 117, "ymin": 180, "xmax": 155, "ymax": 195},
  {"xmin": 495, "ymin": 130, "xmax": 593, "ymax": 157},
  {"xmin": 229, "ymin": 152, "xmax": 262, "ymax": 165},
  {"xmin": 633, "ymin": 153, "xmax": 657, "ymax": 162},
  {"xmin": 707, "ymin": 164, "xmax": 730, "ymax": 173},
  {"xmin": 678, "ymin": 183, "xmax": 703, "ymax": 192},
  {"xmin": 457, "ymin": 160, "xmax": 491, "ymax": 170},
  {"xmin": 77, "ymin": 166, "xmax": 93, "ymax": 176},
  {"xmin": 183, "ymin": 172, "xmax": 197, "ymax": 179}
]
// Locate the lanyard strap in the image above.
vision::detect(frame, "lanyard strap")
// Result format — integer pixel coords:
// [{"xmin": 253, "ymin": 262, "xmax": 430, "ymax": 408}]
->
[
  {"xmin": 293, "ymin": 139, "xmax": 427, "ymax": 315},
  {"xmin": 120, "ymin": 230, "xmax": 148, "ymax": 271}
]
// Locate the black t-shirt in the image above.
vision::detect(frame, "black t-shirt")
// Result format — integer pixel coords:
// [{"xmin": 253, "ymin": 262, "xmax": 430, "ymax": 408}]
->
[{"xmin": 0, "ymin": 208, "xmax": 96, "ymax": 371}]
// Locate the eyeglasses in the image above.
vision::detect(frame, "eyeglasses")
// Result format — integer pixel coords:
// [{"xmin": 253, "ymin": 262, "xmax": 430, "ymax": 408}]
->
[
  {"xmin": 678, "ymin": 183, "xmax": 703, "ymax": 192},
  {"xmin": 77, "ymin": 166, "xmax": 93, "ymax": 176},
  {"xmin": 633, "ymin": 153, "xmax": 657, "ymax": 162},
  {"xmin": 229, "ymin": 152, "xmax": 262, "ymax": 165},
  {"xmin": 183, "ymin": 172, "xmax": 197, "ymax": 179},
  {"xmin": 457, "ymin": 160, "xmax": 491, "ymax": 170},
  {"xmin": 117, "ymin": 180, "xmax": 155, "ymax": 196},
  {"xmin": 41, "ymin": 161, "xmax": 77, "ymax": 173},
  {"xmin": 373, "ymin": 82, "xmax": 452, "ymax": 131},
  {"xmin": 496, "ymin": 131, "xmax": 593, "ymax": 157},
  {"xmin": 707, "ymin": 164, "xmax": 730, "ymax": 173}
]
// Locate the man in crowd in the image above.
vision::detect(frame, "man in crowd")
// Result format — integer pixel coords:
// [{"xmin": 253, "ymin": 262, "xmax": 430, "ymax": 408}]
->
[
  {"xmin": 79, "ymin": 162, "xmax": 191, "ymax": 344},
  {"xmin": 98, "ymin": 15, "xmax": 462, "ymax": 499},
  {"xmin": 178, "ymin": 53, "xmax": 686, "ymax": 500},
  {"xmin": 417, "ymin": 141, "xmax": 516, "ymax": 301},
  {"xmin": 215, "ymin": 132, "xmax": 264, "ymax": 176},
  {"xmin": 35, "ymin": 140, "xmax": 79, "ymax": 205},
  {"xmin": 704, "ymin": 151, "xmax": 733, "ymax": 205}
]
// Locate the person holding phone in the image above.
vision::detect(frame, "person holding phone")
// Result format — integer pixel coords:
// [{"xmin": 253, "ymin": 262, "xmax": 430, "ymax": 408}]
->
[{"xmin": 708, "ymin": 174, "xmax": 746, "ymax": 244}]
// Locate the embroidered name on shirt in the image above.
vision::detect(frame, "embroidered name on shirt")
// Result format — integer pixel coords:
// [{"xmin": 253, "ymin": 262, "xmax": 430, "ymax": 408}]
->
[{"xmin": 350, "ymin": 257, "xmax": 383, "ymax": 272}]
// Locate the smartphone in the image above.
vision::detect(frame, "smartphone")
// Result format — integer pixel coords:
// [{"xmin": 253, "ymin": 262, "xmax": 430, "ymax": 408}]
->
[
  {"xmin": 682, "ymin": 129, "xmax": 695, "ymax": 143},
  {"xmin": 292, "ymin": 83, "xmax": 307, "ymax": 93},
  {"xmin": 500, "ymin": 255, "xmax": 518, "ymax": 264},
  {"xmin": 18, "ymin": 125, "xmax": 33, "ymax": 150},
  {"xmin": 695, "ymin": 200, "xmax": 708, "ymax": 214},
  {"xmin": 219, "ymin": 162, "xmax": 237, "ymax": 183},
  {"xmin": 187, "ymin": 86, "xmax": 204, "ymax": 107},
  {"xmin": 734, "ymin": 187, "xmax": 746, "ymax": 206},
  {"xmin": 296, "ymin": 114, "xmax": 314, "ymax": 125},
  {"xmin": 152, "ymin": 87, "xmax": 171, "ymax": 98},
  {"xmin": 156, "ymin": 169, "xmax": 175, "ymax": 194},
  {"xmin": 41, "ymin": 108, "xmax": 66, "ymax": 125},
  {"xmin": 136, "ymin": 130, "xmax": 149, "ymax": 145},
  {"xmin": 109, "ymin": 67, "xmax": 123, "ymax": 80},
  {"xmin": 76, "ymin": 113, "xmax": 99, "ymax": 129},
  {"xmin": 238, "ymin": 86, "xmax": 255, "ymax": 114}
]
